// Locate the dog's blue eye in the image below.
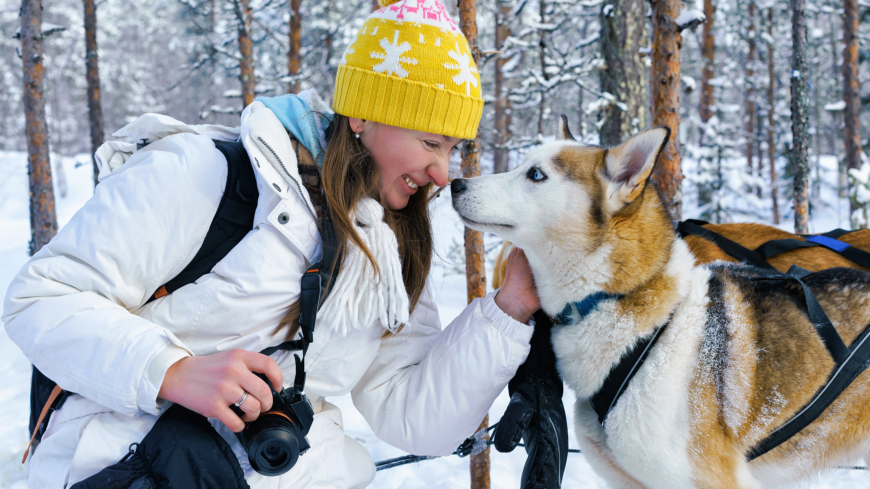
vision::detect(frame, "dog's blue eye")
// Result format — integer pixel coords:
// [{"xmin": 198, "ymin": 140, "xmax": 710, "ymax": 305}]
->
[{"xmin": 527, "ymin": 168, "xmax": 546, "ymax": 182}]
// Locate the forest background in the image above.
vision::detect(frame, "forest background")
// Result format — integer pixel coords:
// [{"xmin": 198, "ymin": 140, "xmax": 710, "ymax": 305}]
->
[
  {"xmin": 2, "ymin": 0, "xmax": 869, "ymax": 228},
  {"xmin": 2, "ymin": 0, "xmax": 870, "ymax": 487}
]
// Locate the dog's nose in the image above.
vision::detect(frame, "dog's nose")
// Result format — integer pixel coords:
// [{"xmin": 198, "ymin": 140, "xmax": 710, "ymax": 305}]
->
[{"xmin": 451, "ymin": 178, "xmax": 468, "ymax": 196}]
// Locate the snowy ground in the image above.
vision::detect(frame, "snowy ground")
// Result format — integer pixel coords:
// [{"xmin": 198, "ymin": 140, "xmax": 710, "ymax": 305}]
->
[{"xmin": 1, "ymin": 151, "xmax": 867, "ymax": 488}]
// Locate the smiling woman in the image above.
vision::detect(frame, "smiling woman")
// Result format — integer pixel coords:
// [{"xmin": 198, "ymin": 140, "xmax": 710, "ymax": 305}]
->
[{"xmin": 3, "ymin": 0, "xmax": 546, "ymax": 487}]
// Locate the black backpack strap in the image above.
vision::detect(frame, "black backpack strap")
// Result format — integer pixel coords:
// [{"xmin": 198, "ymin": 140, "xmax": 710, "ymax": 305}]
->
[
  {"xmin": 147, "ymin": 140, "xmax": 258, "ymax": 303},
  {"xmin": 675, "ymin": 220, "xmax": 777, "ymax": 271}
]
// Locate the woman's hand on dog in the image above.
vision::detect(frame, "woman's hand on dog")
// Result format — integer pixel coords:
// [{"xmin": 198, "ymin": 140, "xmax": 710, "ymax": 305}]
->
[
  {"xmin": 495, "ymin": 247, "xmax": 540, "ymax": 324},
  {"xmin": 158, "ymin": 349, "xmax": 284, "ymax": 432}
]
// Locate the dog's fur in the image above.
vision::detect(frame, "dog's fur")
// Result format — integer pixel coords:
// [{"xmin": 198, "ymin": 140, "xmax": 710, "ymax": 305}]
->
[{"xmin": 453, "ymin": 121, "xmax": 870, "ymax": 488}]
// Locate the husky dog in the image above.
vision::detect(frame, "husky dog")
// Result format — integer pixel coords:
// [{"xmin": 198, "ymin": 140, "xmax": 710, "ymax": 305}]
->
[{"xmin": 452, "ymin": 121, "xmax": 870, "ymax": 488}]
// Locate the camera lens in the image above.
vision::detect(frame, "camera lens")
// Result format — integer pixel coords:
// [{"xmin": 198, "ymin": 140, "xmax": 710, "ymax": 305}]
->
[{"xmin": 266, "ymin": 443, "xmax": 280, "ymax": 456}]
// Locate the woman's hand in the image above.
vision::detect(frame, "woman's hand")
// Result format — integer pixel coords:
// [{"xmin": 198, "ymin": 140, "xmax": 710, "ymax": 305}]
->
[
  {"xmin": 158, "ymin": 349, "xmax": 284, "ymax": 432},
  {"xmin": 494, "ymin": 247, "xmax": 540, "ymax": 324}
]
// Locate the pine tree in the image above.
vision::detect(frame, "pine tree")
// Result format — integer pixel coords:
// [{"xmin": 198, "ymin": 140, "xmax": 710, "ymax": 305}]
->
[
  {"xmin": 288, "ymin": 0, "xmax": 302, "ymax": 93},
  {"xmin": 457, "ymin": 0, "xmax": 488, "ymax": 486},
  {"xmin": 20, "ymin": 0, "xmax": 58, "ymax": 254},
  {"xmin": 493, "ymin": 0, "xmax": 512, "ymax": 173},
  {"xmin": 767, "ymin": 6, "xmax": 779, "ymax": 224},
  {"xmin": 650, "ymin": 0, "xmax": 683, "ymax": 219},
  {"xmin": 83, "ymin": 0, "xmax": 103, "ymax": 186},
  {"xmin": 790, "ymin": 0, "xmax": 810, "ymax": 233},
  {"xmin": 234, "ymin": 0, "xmax": 255, "ymax": 107},
  {"xmin": 843, "ymin": 0, "xmax": 863, "ymax": 221},
  {"xmin": 598, "ymin": 0, "xmax": 647, "ymax": 147}
]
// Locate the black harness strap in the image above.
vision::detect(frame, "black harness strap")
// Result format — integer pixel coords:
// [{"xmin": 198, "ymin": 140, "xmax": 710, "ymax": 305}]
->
[
  {"xmin": 589, "ymin": 323, "xmax": 668, "ymax": 424},
  {"xmin": 588, "ymin": 264, "xmax": 867, "ymax": 463},
  {"xmin": 748, "ymin": 324, "xmax": 870, "ymax": 461},
  {"xmin": 677, "ymin": 220, "xmax": 870, "ymax": 270},
  {"xmin": 675, "ymin": 220, "xmax": 776, "ymax": 271}
]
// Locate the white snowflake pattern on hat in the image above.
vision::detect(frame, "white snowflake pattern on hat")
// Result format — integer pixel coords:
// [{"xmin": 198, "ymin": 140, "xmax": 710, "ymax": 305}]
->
[{"xmin": 371, "ymin": 31, "xmax": 418, "ymax": 78}]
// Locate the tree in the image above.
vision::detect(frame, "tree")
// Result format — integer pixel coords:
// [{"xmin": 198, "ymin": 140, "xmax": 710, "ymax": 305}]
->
[
  {"xmin": 745, "ymin": 0, "xmax": 756, "ymax": 183},
  {"xmin": 83, "ymin": 0, "xmax": 103, "ymax": 186},
  {"xmin": 843, "ymin": 0, "xmax": 862, "ymax": 219},
  {"xmin": 493, "ymin": 0, "xmax": 512, "ymax": 173},
  {"xmin": 598, "ymin": 0, "xmax": 647, "ymax": 147},
  {"xmin": 458, "ymin": 1, "xmax": 489, "ymax": 486},
  {"xmin": 234, "ymin": 0, "xmax": 255, "ymax": 107},
  {"xmin": 650, "ymin": 0, "xmax": 683, "ymax": 219},
  {"xmin": 698, "ymin": 0, "xmax": 715, "ymax": 136},
  {"xmin": 790, "ymin": 0, "xmax": 810, "ymax": 233},
  {"xmin": 288, "ymin": 0, "xmax": 302, "ymax": 93},
  {"xmin": 20, "ymin": 0, "xmax": 58, "ymax": 254},
  {"xmin": 767, "ymin": 6, "xmax": 779, "ymax": 224}
]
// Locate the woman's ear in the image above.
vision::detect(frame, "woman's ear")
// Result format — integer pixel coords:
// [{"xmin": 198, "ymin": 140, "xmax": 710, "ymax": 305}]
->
[{"xmin": 348, "ymin": 117, "xmax": 364, "ymax": 134}]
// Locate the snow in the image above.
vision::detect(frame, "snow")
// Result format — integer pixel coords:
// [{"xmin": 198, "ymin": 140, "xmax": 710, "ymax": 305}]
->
[
  {"xmin": 1, "ymin": 151, "xmax": 867, "ymax": 487},
  {"xmin": 824, "ymin": 100, "xmax": 847, "ymax": 112},
  {"xmin": 675, "ymin": 9, "xmax": 706, "ymax": 30}
]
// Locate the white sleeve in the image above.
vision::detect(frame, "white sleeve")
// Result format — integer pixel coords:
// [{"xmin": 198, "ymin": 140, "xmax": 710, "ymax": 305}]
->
[
  {"xmin": 2, "ymin": 133, "xmax": 226, "ymax": 416},
  {"xmin": 351, "ymin": 287, "xmax": 533, "ymax": 456}
]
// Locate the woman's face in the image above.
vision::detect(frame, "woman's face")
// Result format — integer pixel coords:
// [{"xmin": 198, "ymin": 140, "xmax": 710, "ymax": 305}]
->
[{"xmin": 350, "ymin": 118, "xmax": 463, "ymax": 210}]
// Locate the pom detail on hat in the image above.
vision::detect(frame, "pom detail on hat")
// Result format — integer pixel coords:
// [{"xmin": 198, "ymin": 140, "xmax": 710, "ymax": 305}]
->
[{"xmin": 378, "ymin": 0, "xmax": 401, "ymax": 7}]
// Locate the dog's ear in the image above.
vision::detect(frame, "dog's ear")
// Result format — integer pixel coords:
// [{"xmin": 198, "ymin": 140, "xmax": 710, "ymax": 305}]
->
[
  {"xmin": 602, "ymin": 127, "xmax": 670, "ymax": 207},
  {"xmin": 557, "ymin": 115, "xmax": 576, "ymax": 141}
]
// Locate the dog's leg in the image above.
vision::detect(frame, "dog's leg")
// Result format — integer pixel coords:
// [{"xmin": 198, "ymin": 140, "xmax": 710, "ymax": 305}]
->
[{"xmin": 574, "ymin": 401, "xmax": 648, "ymax": 489}]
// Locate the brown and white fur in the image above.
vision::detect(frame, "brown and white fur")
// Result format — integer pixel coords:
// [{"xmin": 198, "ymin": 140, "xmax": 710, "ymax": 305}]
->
[{"xmin": 451, "ymin": 120, "xmax": 870, "ymax": 488}]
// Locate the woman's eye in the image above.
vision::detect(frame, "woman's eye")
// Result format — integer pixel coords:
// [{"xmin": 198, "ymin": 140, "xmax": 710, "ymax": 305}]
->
[
  {"xmin": 424, "ymin": 140, "xmax": 439, "ymax": 150},
  {"xmin": 526, "ymin": 167, "xmax": 547, "ymax": 182}
]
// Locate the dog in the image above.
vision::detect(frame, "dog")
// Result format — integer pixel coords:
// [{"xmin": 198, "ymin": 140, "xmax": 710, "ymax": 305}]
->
[{"xmin": 452, "ymin": 120, "xmax": 870, "ymax": 488}]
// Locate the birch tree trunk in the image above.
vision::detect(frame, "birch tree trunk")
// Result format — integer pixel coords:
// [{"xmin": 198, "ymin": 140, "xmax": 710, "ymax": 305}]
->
[
  {"xmin": 768, "ymin": 7, "xmax": 779, "ymax": 224},
  {"xmin": 599, "ymin": 0, "xmax": 647, "ymax": 147},
  {"xmin": 458, "ymin": 0, "xmax": 488, "ymax": 486},
  {"xmin": 843, "ymin": 0, "xmax": 862, "ymax": 218},
  {"xmin": 236, "ymin": 0, "xmax": 255, "ymax": 108},
  {"xmin": 650, "ymin": 0, "xmax": 682, "ymax": 219},
  {"xmin": 20, "ymin": 0, "xmax": 58, "ymax": 254},
  {"xmin": 493, "ymin": 0, "xmax": 512, "ymax": 173},
  {"xmin": 288, "ymin": 0, "xmax": 302, "ymax": 93},
  {"xmin": 790, "ymin": 0, "xmax": 810, "ymax": 233},
  {"xmin": 83, "ymin": 0, "xmax": 103, "ymax": 187}
]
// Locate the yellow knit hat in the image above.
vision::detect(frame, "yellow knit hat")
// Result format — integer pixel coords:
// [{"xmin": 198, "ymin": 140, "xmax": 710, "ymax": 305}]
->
[{"xmin": 333, "ymin": 0, "xmax": 483, "ymax": 139}]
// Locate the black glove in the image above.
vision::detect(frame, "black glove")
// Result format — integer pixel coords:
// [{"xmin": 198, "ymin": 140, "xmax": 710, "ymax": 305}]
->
[{"xmin": 493, "ymin": 310, "xmax": 569, "ymax": 489}]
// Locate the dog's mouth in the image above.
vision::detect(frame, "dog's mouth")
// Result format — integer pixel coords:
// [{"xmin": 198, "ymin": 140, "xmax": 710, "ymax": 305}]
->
[{"xmin": 458, "ymin": 215, "xmax": 515, "ymax": 229}]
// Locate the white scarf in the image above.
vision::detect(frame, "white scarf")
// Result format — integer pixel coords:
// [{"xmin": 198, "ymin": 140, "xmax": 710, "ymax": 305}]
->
[{"xmin": 315, "ymin": 198, "xmax": 410, "ymax": 338}]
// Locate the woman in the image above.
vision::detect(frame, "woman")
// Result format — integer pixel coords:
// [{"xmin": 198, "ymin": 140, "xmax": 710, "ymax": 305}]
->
[{"xmin": 3, "ymin": 0, "xmax": 539, "ymax": 487}]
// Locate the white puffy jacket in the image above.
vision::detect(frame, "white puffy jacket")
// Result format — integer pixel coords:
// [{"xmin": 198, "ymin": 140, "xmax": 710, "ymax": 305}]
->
[{"xmin": 2, "ymin": 102, "xmax": 533, "ymax": 489}]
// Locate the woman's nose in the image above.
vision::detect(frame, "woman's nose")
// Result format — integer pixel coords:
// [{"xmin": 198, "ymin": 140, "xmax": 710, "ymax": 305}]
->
[{"xmin": 427, "ymin": 157, "xmax": 449, "ymax": 187}]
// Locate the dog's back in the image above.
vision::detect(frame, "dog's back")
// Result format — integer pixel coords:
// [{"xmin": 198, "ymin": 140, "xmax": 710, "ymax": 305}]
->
[{"xmin": 688, "ymin": 264, "xmax": 870, "ymax": 486}]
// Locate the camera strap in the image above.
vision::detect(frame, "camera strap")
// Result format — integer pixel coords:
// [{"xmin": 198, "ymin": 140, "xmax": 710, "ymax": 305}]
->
[{"xmin": 260, "ymin": 198, "xmax": 342, "ymax": 394}]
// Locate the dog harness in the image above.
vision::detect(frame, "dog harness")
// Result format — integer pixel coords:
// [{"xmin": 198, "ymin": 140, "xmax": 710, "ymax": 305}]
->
[
  {"xmin": 675, "ymin": 219, "xmax": 870, "ymax": 270},
  {"xmin": 571, "ymin": 266, "xmax": 870, "ymax": 462}
]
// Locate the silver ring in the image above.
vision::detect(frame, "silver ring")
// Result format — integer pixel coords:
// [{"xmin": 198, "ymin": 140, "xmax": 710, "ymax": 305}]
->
[{"xmin": 234, "ymin": 391, "xmax": 248, "ymax": 408}]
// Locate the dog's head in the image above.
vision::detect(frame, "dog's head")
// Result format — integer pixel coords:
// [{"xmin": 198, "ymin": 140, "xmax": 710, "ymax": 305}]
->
[{"xmin": 452, "ymin": 117, "xmax": 673, "ymax": 300}]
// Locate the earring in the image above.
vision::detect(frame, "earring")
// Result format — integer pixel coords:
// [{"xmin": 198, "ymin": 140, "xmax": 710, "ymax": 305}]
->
[{"xmin": 355, "ymin": 132, "xmax": 360, "ymax": 139}]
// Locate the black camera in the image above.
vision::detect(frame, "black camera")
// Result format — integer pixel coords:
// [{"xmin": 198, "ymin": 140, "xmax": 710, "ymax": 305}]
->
[{"xmin": 230, "ymin": 373, "xmax": 315, "ymax": 476}]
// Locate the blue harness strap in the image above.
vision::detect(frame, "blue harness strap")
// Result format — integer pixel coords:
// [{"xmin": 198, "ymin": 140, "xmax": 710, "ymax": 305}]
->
[{"xmin": 552, "ymin": 291, "xmax": 621, "ymax": 326}]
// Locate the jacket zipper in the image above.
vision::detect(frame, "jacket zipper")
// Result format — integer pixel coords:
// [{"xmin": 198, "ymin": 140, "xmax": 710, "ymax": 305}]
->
[{"xmin": 256, "ymin": 135, "xmax": 317, "ymax": 220}]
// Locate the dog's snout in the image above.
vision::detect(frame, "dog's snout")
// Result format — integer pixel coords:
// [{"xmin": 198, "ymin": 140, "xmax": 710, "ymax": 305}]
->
[{"xmin": 451, "ymin": 178, "xmax": 468, "ymax": 196}]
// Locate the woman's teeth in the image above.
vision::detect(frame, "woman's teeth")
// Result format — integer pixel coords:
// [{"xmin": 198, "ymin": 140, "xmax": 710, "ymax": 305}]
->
[{"xmin": 403, "ymin": 175, "xmax": 418, "ymax": 189}]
